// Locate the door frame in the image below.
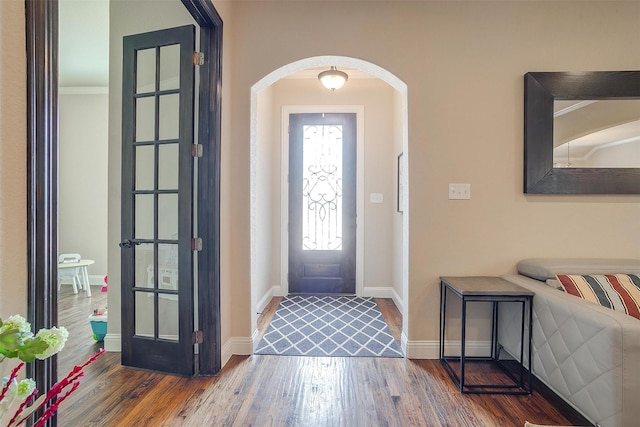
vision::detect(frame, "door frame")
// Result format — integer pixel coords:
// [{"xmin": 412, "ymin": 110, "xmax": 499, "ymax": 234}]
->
[
  {"xmin": 280, "ymin": 105, "xmax": 365, "ymax": 296},
  {"xmin": 181, "ymin": 0, "xmax": 223, "ymax": 376},
  {"xmin": 26, "ymin": 0, "xmax": 222, "ymax": 401}
]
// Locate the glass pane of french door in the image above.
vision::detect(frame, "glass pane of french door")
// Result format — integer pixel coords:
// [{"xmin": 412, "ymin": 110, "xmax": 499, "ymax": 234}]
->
[{"xmin": 133, "ymin": 47, "xmax": 180, "ymax": 342}]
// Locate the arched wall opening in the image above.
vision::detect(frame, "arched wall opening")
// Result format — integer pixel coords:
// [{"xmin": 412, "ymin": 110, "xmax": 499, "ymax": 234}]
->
[{"xmin": 249, "ymin": 56, "xmax": 410, "ymax": 353}]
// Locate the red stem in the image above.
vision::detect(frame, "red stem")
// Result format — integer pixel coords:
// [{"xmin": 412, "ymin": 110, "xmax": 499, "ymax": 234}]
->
[
  {"xmin": 6, "ymin": 388, "xmax": 38, "ymax": 427},
  {"xmin": 30, "ymin": 349, "xmax": 105, "ymax": 426},
  {"xmin": 34, "ymin": 382, "xmax": 80, "ymax": 427},
  {"xmin": 0, "ymin": 362, "xmax": 24, "ymax": 402}
]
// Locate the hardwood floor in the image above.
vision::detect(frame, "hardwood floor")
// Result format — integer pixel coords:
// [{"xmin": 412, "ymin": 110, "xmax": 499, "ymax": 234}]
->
[
  {"xmin": 56, "ymin": 294, "xmax": 579, "ymax": 427},
  {"xmin": 57, "ymin": 284, "xmax": 108, "ymax": 375}
]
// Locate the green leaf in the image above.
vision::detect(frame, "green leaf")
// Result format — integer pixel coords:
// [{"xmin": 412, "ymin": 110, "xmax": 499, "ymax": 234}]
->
[
  {"xmin": 17, "ymin": 337, "xmax": 49, "ymax": 362},
  {"xmin": 0, "ymin": 327, "xmax": 23, "ymax": 358}
]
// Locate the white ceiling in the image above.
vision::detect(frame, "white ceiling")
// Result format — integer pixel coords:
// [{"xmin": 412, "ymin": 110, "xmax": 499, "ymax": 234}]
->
[{"xmin": 284, "ymin": 66, "xmax": 374, "ymax": 80}]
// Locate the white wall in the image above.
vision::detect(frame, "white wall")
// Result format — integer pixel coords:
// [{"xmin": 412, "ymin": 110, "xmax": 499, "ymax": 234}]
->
[
  {"xmin": 5, "ymin": 0, "xmax": 640, "ymax": 368},
  {"xmin": 253, "ymin": 84, "xmax": 276, "ymax": 315},
  {"xmin": 59, "ymin": 93, "xmax": 109, "ymax": 277},
  {"xmin": 392, "ymin": 89, "xmax": 404, "ymax": 310},
  {"xmin": 221, "ymin": 0, "xmax": 640, "ymax": 358}
]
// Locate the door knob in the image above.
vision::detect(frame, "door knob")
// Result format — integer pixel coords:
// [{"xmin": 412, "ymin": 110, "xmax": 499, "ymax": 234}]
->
[{"xmin": 119, "ymin": 239, "xmax": 140, "ymax": 248}]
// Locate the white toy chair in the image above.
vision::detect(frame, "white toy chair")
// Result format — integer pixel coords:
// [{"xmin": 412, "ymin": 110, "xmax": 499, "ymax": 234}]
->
[{"xmin": 58, "ymin": 253, "xmax": 82, "ymax": 294}]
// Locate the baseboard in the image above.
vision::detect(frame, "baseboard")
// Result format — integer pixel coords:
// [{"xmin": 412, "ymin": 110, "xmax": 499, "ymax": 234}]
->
[
  {"xmin": 219, "ymin": 336, "xmax": 489, "ymax": 361},
  {"xmin": 103, "ymin": 333, "xmax": 121, "ymax": 352},
  {"xmin": 251, "ymin": 328, "xmax": 260, "ymax": 350},
  {"xmin": 88, "ymin": 274, "xmax": 107, "ymax": 286},
  {"xmin": 362, "ymin": 286, "xmax": 404, "ymax": 313},
  {"xmin": 401, "ymin": 331, "xmax": 409, "ymax": 356},
  {"xmin": 256, "ymin": 287, "xmax": 274, "ymax": 314},
  {"xmin": 258, "ymin": 286, "xmax": 403, "ymax": 309},
  {"xmin": 272, "ymin": 285, "xmax": 287, "ymax": 297},
  {"xmin": 405, "ymin": 340, "xmax": 493, "ymax": 359},
  {"xmin": 60, "ymin": 275, "xmax": 107, "ymax": 287},
  {"xmin": 221, "ymin": 335, "xmax": 254, "ymax": 367},
  {"xmin": 101, "ymin": 332, "xmax": 256, "ymax": 370}
]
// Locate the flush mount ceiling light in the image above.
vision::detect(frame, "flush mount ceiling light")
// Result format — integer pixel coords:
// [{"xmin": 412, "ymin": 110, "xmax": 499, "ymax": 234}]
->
[{"xmin": 318, "ymin": 66, "xmax": 349, "ymax": 91}]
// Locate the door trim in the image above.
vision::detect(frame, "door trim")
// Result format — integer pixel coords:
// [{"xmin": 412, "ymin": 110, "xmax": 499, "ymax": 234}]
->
[
  {"xmin": 182, "ymin": 0, "xmax": 223, "ymax": 377},
  {"xmin": 26, "ymin": 0, "xmax": 58, "ymax": 416},
  {"xmin": 280, "ymin": 105, "xmax": 365, "ymax": 297}
]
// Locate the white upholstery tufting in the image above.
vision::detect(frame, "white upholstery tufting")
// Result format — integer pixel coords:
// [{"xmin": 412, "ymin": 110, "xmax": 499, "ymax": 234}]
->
[{"xmin": 499, "ymin": 273, "xmax": 640, "ymax": 427}]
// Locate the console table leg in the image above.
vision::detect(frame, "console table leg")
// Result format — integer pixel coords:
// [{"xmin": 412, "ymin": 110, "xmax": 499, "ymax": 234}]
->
[{"xmin": 460, "ymin": 298, "xmax": 467, "ymax": 392}]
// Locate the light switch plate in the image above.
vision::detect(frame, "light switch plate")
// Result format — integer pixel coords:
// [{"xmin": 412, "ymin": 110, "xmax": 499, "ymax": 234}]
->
[
  {"xmin": 370, "ymin": 193, "xmax": 384, "ymax": 203},
  {"xmin": 449, "ymin": 184, "xmax": 471, "ymax": 200}
]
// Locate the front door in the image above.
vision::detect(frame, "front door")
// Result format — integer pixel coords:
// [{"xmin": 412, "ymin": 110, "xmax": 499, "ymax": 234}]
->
[
  {"xmin": 288, "ymin": 113, "xmax": 357, "ymax": 294},
  {"xmin": 120, "ymin": 25, "xmax": 196, "ymax": 375}
]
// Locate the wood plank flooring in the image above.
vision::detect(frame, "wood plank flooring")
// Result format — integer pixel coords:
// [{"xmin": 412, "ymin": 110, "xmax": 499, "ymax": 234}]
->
[
  {"xmin": 57, "ymin": 284, "xmax": 107, "ymax": 375},
  {"xmin": 56, "ymin": 293, "xmax": 579, "ymax": 427}
]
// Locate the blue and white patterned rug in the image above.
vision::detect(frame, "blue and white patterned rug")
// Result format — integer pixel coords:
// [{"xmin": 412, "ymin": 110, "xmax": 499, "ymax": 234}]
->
[{"xmin": 255, "ymin": 295, "xmax": 403, "ymax": 358}]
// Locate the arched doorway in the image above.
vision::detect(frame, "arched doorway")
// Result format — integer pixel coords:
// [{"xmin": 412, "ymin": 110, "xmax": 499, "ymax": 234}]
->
[{"xmin": 248, "ymin": 56, "xmax": 410, "ymax": 354}]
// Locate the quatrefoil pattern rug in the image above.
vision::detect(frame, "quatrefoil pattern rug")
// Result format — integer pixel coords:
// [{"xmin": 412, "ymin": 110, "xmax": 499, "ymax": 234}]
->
[{"xmin": 255, "ymin": 295, "xmax": 403, "ymax": 357}]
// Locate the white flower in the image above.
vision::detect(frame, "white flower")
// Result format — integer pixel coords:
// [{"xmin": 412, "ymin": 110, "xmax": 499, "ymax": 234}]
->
[
  {"xmin": 0, "ymin": 377, "xmax": 36, "ymax": 421},
  {"xmin": 2, "ymin": 377, "xmax": 16, "ymax": 397},
  {"xmin": 15, "ymin": 378, "xmax": 36, "ymax": 399},
  {"xmin": 0, "ymin": 377, "xmax": 18, "ymax": 416},
  {"xmin": 34, "ymin": 326, "xmax": 69, "ymax": 359},
  {"xmin": 0, "ymin": 315, "xmax": 33, "ymax": 338}
]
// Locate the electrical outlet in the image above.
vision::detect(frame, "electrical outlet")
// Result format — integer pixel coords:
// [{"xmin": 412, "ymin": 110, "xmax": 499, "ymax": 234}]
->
[{"xmin": 449, "ymin": 184, "xmax": 471, "ymax": 200}]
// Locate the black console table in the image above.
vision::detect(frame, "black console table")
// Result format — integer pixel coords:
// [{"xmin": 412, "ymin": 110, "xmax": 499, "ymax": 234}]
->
[{"xmin": 439, "ymin": 276, "xmax": 533, "ymax": 394}]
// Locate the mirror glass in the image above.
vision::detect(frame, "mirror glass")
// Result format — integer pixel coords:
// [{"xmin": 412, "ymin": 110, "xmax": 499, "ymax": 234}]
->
[{"xmin": 553, "ymin": 99, "xmax": 640, "ymax": 168}]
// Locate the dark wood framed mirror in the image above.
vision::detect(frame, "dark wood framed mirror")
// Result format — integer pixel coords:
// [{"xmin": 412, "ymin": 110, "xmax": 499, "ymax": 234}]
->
[{"xmin": 524, "ymin": 71, "xmax": 640, "ymax": 194}]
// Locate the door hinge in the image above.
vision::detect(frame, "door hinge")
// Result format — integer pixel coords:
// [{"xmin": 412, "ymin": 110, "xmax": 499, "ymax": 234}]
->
[
  {"xmin": 192, "ymin": 144, "xmax": 203, "ymax": 158},
  {"xmin": 193, "ymin": 51, "xmax": 205, "ymax": 66},
  {"xmin": 192, "ymin": 237, "xmax": 203, "ymax": 251},
  {"xmin": 193, "ymin": 330, "xmax": 203, "ymax": 344}
]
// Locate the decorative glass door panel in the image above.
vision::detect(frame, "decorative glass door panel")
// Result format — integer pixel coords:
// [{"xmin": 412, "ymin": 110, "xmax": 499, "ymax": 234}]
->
[
  {"xmin": 302, "ymin": 125, "xmax": 343, "ymax": 251},
  {"xmin": 289, "ymin": 113, "xmax": 356, "ymax": 294}
]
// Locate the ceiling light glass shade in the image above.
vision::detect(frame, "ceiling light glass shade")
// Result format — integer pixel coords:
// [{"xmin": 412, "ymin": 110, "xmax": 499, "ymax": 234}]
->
[{"xmin": 318, "ymin": 66, "xmax": 349, "ymax": 91}]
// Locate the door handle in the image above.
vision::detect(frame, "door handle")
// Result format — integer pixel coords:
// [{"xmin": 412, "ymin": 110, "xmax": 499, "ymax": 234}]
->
[{"xmin": 119, "ymin": 239, "xmax": 141, "ymax": 249}]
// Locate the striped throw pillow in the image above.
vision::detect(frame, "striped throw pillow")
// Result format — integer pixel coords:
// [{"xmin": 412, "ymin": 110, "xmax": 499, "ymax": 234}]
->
[{"xmin": 556, "ymin": 274, "xmax": 640, "ymax": 320}]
